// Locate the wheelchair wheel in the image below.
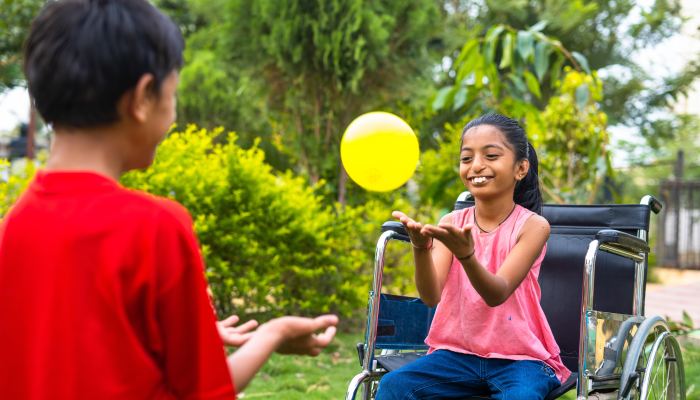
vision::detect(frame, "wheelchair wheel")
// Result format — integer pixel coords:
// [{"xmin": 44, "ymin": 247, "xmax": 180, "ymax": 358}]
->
[{"xmin": 637, "ymin": 331, "xmax": 685, "ymax": 400}]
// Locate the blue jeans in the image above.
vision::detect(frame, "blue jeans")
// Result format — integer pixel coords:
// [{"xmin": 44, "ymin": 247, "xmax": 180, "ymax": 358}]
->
[{"xmin": 375, "ymin": 350, "xmax": 560, "ymax": 400}]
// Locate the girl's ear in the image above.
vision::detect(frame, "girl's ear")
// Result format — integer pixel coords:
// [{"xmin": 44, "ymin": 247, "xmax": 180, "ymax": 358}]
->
[{"xmin": 516, "ymin": 159, "xmax": 530, "ymax": 181}]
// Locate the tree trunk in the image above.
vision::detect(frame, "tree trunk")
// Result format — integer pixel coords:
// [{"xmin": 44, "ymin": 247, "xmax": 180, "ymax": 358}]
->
[
  {"xmin": 337, "ymin": 111, "xmax": 353, "ymax": 207},
  {"xmin": 27, "ymin": 97, "xmax": 35, "ymax": 160},
  {"xmin": 337, "ymin": 162, "xmax": 348, "ymax": 208}
]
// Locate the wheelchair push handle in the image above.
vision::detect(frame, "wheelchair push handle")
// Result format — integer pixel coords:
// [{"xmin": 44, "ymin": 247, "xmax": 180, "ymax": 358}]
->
[
  {"xmin": 380, "ymin": 222, "xmax": 411, "ymax": 243},
  {"xmin": 641, "ymin": 195, "xmax": 663, "ymax": 214}
]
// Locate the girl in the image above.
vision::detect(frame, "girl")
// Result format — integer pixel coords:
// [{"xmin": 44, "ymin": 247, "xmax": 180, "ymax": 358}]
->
[{"xmin": 376, "ymin": 114, "xmax": 570, "ymax": 400}]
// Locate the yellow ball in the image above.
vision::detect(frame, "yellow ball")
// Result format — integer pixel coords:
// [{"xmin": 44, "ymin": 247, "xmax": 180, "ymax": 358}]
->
[{"xmin": 341, "ymin": 112, "xmax": 419, "ymax": 192}]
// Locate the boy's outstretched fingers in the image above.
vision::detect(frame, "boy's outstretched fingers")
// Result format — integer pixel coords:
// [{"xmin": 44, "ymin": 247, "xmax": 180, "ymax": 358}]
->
[
  {"xmin": 272, "ymin": 315, "xmax": 339, "ymax": 356},
  {"xmin": 217, "ymin": 315, "xmax": 259, "ymax": 347}
]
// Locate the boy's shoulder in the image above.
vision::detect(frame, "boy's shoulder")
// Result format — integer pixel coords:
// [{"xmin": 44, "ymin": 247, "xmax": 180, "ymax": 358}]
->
[{"xmin": 117, "ymin": 186, "xmax": 194, "ymax": 232}]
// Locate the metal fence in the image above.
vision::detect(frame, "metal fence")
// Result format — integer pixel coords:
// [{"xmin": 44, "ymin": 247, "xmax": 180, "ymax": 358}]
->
[{"xmin": 658, "ymin": 178, "xmax": 700, "ymax": 269}]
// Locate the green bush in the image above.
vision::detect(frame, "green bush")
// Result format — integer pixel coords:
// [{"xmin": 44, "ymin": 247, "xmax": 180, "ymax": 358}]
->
[
  {"xmin": 0, "ymin": 158, "xmax": 40, "ymax": 218},
  {"xmin": 0, "ymin": 127, "xmax": 378, "ymax": 321},
  {"xmin": 121, "ymin": 125, "xmax": 372, "ymax": 319}
]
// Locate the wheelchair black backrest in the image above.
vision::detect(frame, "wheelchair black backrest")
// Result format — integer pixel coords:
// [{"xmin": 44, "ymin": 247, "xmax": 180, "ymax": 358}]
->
[{"xmin": 455, "ymin": 201, "xmax": 651, "ymax": 373}]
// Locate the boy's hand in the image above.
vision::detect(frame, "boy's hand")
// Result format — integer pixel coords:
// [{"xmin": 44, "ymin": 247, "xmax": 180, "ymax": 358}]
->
[
  {"xmin": 421, "ymin": 222, "xmax": 475, "ymax": 260},
  {"xmin": 392, "ymin": 211, "xmax": 432, "ymax": 248},
  {"xmin": 264, "ymin": 315, "xmax": 338, "ymax": 356},
  {"xmin": 216, "ymin": 315, "xmax": 259, "ymax": 347}
]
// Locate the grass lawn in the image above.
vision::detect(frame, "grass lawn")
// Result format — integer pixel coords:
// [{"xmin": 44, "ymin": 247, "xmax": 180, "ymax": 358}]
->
[
  {"xmin": 238, "ymin": 332, "xmax": 365, "ymax": 399},
  {"xmin": 238, "ymin": 333, "xmax": 700, "ymax": 399}
]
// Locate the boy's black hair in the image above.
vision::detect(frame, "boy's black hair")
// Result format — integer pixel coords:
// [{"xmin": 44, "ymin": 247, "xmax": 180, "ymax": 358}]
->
[
  {"xmin": 461, "ymin": 114, "xmax": 543, "ymax": 215},
  {"xmin": 24, "ymin": 0, "xmax": 185, "ymax": 128}
]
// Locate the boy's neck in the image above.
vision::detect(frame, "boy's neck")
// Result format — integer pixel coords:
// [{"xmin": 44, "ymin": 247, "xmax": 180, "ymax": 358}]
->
[{"xmin": 45, "ymin": 126, "xmax": 130, "ymax": 181}]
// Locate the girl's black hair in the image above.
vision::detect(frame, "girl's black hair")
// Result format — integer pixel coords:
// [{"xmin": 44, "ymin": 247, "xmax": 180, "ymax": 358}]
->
[{"xmin": 461, "ymin": 114, "xmax": 543, "ymax": 215}]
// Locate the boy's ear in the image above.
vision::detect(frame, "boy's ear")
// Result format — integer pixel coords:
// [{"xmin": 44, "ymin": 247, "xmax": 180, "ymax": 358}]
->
[{"xmin": 128, "ymin": 73, "xmax": 156, "ymax": 123}]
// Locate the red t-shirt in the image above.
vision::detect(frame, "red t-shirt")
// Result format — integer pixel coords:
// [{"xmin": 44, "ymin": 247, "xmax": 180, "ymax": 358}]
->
[{"xmin": 0, "ymin": 170, "xmax": 236, "ymax": 399}]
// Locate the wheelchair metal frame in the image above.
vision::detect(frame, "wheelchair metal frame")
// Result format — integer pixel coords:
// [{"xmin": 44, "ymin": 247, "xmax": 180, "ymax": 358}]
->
[{"xmin": 346, "ymin": 194, "xmax": 685, "ymax": 400}]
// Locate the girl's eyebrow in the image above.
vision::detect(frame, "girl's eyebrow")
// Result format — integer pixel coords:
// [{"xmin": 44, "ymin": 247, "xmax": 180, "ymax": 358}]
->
[{"xmin": 460, "ymin": 144, "xmax": 505, "ymax": 152}]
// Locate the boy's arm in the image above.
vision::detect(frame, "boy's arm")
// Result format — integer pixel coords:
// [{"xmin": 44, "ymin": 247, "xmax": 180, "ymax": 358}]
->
[{"xmin": 226, "ymin": 315, "xmax": 338, "ymax": 391}]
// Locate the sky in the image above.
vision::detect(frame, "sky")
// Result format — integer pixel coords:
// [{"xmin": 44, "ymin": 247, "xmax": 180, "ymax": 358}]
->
[{"xmin": 0, "ymin": 86, "xmax": 30, "ymax": 135}]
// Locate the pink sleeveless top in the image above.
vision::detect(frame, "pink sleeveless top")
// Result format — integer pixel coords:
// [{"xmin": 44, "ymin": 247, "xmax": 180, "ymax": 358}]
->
[{"xmin": 425, "ymin": 205, "xmax": 571, "ymax": 383}]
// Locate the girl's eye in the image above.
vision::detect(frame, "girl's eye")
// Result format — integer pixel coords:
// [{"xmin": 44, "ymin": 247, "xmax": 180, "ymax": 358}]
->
[{"xmin": 461, "ymin": 156, "xmax": 472, "ymax": 162}]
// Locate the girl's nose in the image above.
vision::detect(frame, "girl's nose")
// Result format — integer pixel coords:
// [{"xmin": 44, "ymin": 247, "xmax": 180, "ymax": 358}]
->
[{"xmin": 472, "ymin": 153, "xmax": 486, "ymax": 172}]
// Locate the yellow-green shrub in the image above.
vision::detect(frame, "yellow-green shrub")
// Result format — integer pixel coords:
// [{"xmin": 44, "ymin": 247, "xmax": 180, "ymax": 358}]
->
[
  {"xmin": 121, "ymin": 126, "xmax": 372, "ymax": 319},
  {"xmin": 0, "ymin": 158, "xmax": 40, "ymax": 218},
  {"xmin": 0, "ymin": 127, "xmax": 375, "ymax": 320}
]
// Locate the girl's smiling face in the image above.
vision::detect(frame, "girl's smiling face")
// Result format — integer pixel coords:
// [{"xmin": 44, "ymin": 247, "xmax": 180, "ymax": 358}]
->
[{"xmin": 459, "ymin": 124, "xmax": 529, "ymax": 200}]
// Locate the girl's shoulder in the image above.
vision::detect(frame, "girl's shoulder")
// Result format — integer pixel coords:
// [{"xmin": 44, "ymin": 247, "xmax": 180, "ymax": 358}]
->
[{"xmin": 514, "ymin": 205, "xmax": 550, "ymax": 240}]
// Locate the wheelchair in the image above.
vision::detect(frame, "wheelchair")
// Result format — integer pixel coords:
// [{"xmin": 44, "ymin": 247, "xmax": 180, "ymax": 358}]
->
[{"xmin": 346, "ymin": 193, "xmax": 686, "ymax": 400}]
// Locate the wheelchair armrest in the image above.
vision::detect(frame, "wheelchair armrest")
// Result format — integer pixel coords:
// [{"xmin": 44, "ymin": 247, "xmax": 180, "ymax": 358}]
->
[
  {"xmin": 381, "ymin": 222, "xmax": 411, "ymax": 243},
  {"xmin": 596, "ymin": 229, "xmax": 650, "ymax": 254}
]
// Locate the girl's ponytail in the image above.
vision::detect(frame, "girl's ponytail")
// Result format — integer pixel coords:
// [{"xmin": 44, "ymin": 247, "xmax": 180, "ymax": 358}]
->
[
  {"xmin": 513, "ymin": 141, "xmax": 542, "ymax": 215},
  {"xmin": 461, "ymin": 114, "xmax": 543, "ymax": 215}
]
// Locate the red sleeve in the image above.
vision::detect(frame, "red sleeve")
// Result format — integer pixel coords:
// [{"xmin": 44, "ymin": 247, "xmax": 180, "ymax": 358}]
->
[{"xmin": 153, "ymin": 205, "xmax": 236, "ymax": 400}]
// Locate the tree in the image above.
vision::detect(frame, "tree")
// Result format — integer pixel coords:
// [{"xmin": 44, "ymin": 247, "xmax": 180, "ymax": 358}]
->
[
  {"xmin": 426, "ymin": 23, "xmax": 611, "ymax": 204},
  {"xmin": 0, "ymin": 0, "xmax": 46, "ymax": 93},
  {"xmin": 430, "ymin": 0, "xmax": 691, "ymax": 141},
  {"xmin": 207, "ymin": 0, "xmax": 440, "ymax": 206}
]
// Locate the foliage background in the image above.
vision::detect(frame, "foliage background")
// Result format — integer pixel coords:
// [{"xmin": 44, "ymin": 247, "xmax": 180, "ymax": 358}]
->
[{"xmin": 1, "ymin": 0, "xmax": 699, "ymax": 324}]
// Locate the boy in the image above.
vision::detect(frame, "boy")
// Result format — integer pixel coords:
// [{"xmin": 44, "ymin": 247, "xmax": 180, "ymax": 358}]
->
[{"xmin": 0, "ymin": 0, "xmax": 338, "ymax": 398}]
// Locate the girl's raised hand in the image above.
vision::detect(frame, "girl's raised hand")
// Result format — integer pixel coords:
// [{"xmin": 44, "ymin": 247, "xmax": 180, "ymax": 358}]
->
[
  {"xmin": 392, "ymin": 211, "xmax": 432, "ymax": 247},
  {"xmin": 421, "ymin": 222, "xmax": 475, "ymax": 259}
]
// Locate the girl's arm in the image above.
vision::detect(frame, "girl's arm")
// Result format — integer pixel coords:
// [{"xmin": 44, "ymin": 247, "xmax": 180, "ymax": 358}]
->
[
  {"xmin": 422, "ymin": 214, "xmax": 550, "ymax": 307},
  {"xmin": 392, "ymin": 212, "xmax": 454, "ymax": 308}
]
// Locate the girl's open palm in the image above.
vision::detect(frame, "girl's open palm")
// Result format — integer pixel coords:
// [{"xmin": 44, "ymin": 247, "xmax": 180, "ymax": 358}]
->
[
  {"xmin": 392, "ymin": 211, "xmax": 432, "ymax": 247},
  {"xmin": 421, "ymin": 222, "xmax": 475, "ymax": 259}
]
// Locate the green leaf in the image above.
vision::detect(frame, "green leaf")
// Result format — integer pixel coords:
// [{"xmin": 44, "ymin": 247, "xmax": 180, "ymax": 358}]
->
[
  {"xmin": 517, "ymin": 31, "xmax": 534, "ymax": 60},
  {"xmin": 550, "ymin": 55, "xmax": 566, "ymax": 87},
  {"xmin": 683, "ymin": 310, "xmax": 694, "ymax": 329},
  {"xmin": 512, "ymin": 52, "xmax": 525, "ymax": 76},
  {"xmin": 503, "ymin": 82, "xmax": 527, "ymax": 103},
  {"xmin": 432, "ymin": 87, "xmax": 452, "ymax": 111},
  {"xmin": 523, "ymin": 71, "xmax": 541, "ymax": 99},
  {"xmin": 575, "ymin": 84, "xmax": 590, "ymax": 109},
  {"xmin": 571, "ymin": 51, "xmax": 591, "ymax": 74},
  {"xmin": 509, "ymin": 74, "xmax": 527, "ymax": 93},
  {"xmin": 456, "ymin": 44, "xmax": 481, "ymax": 84},
  {"xmin": 474, "ymin": 62, "xmax": 485, "ymax": 89},
  {"xmin": 455, "ymin": 39, "xmax": 479, "ymax": 67},
  {"xmin": 452, "ymin": 88, "xmax": 468, "ymax": 110},
  {"xmin": 485, "ymin": 35, "xmax": 498, "ymax": 64},
  {"xmin": 499, "ymin": 33, "xmax": 514, "ymax": 69},
  {"xmin": 484, "ymin": 26, "xmax": 504, "ymax": 64},
  {"xmin": 486, "ymin": 25, "xmax": 505, "ymax": 42},
  {"xmin": 487, "ymin": 63, "xmax": 500, "ymax": 97},
  {"xmin": 534, "ymin": 41, "xmax": 549, "ymax": 83},
  {"xmin": 529, "ymin": 20, "xmax": 548, "ymax": 32}
]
